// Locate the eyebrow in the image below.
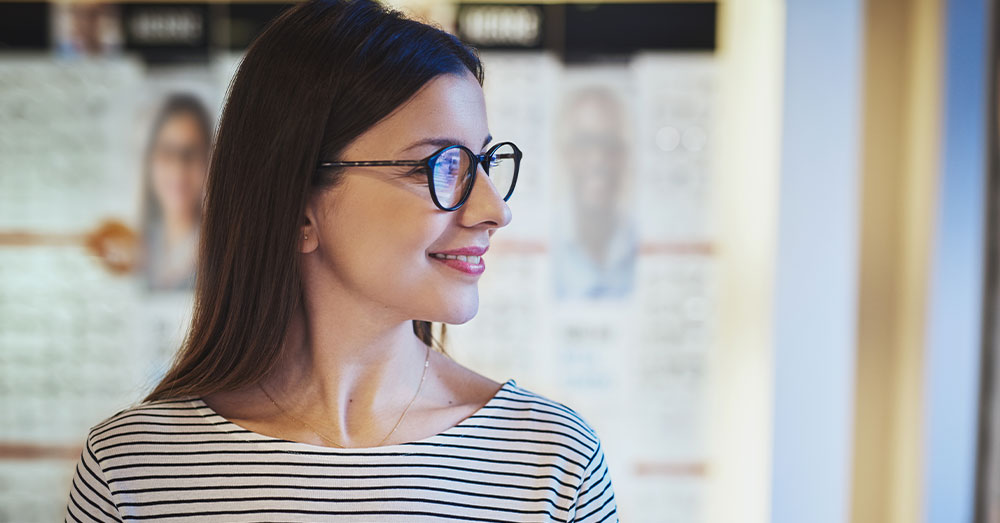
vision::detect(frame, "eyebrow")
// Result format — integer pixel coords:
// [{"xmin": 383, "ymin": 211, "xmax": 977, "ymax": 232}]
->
[{"xmin": 402, "ymin": 134, "xmax": 493, "ymax": 153}]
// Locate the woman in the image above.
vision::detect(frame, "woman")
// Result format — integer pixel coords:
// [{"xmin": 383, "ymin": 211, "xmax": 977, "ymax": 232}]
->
[
  {"xmin": 140, "ymin": 92, "xmax": 212, "ymax": 291},
  {"xmin": 64, "ymin": 0, "xmax": 618, "ymax": 521}
]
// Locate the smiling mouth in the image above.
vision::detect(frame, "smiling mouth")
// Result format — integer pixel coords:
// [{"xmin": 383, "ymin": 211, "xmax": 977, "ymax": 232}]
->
[
  {"xmin": 428, "ymin": 253, "xmax": 486, "ymax": 275},
  {"xmin": 429, "ymin": 253, "xmax": 482, "ymax": 264}
]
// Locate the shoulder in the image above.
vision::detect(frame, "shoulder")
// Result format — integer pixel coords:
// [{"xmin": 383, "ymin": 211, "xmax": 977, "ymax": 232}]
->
[
  {"xmin": 494, "ymin": 379, "xmax": 603, "ymax": 453},
  {"xmin": 498, "ymin": 383, "xmax": 619, "ymax": 519},
  {"xmin": 82, "ymin": 396, "xmax": 214, "ymax": 457}
]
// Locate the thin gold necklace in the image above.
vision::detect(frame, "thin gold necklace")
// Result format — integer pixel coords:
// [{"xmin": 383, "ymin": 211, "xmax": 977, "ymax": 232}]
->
[{"xmin": 258, "ymin": 344, "xmax": 431, "ymax": 449}]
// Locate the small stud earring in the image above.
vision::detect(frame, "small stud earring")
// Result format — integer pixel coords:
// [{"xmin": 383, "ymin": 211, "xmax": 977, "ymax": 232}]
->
[{"xmin": 304, "ymin": 234, "xmax": 308, "ymax": 240}]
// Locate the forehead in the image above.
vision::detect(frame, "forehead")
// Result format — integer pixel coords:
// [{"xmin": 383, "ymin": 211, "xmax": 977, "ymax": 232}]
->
[
  {"xmin": 343, "ymin": 71, "xmax": 489, "ymax": 158},
  {"xmin": 157, "ymin": 114, "xmax": 204, "ymax": 142}
]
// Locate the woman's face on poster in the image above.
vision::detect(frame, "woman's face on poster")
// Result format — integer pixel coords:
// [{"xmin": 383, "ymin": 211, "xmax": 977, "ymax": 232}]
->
[{"xmin": 150, "ymin": 113, "xmax": 208, "ymax": 218}]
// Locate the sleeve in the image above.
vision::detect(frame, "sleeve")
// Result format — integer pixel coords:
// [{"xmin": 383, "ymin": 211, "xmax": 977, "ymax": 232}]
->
[
  {"xmin": 571, "ymin": 438, "xmax": 619, "ymax": 522},
  {"xmin": 64, "ymin": 430, "xmax": 123, "ymax": 522}
]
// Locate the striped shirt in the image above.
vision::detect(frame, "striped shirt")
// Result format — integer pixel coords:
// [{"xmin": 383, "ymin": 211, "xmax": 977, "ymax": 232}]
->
[{"xmin": 64, "ymin": 378, "xmax": 619, "ymax": 522}]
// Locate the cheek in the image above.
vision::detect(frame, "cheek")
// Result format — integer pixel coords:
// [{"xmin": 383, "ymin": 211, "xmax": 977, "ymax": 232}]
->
[
  {"xmin": 151, "ymin": 166, "xmax": 177, "ymax": 199},
  {"xmin": 185, "ymin": 161, "xmax": 207, "ymax": 187},
  {"xmin": 326, "ymin": 181, "xmax": 447, "ymax": 285},
  {"xmin": 378, "ymin": 203, "xmax": 448, "ymax": 277},
  {"xmin": 317, "ymin": 181, "xmax": 480, "ymax": 322}
]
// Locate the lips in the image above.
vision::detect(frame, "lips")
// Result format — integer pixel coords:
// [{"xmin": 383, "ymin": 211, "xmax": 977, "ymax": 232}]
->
[
  {"xmin": 428, "ymin": 245, "xmax": 488, "ymax": 275},
  {"xmin": 429, "ymin": 245, "xmax": 489, "ymax": 256}
]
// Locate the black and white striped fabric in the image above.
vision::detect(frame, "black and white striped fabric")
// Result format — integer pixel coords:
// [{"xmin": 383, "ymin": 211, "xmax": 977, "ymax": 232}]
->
[{"xmin": 64, "ymin": 378, "xmax": 619, "ymax": 522}]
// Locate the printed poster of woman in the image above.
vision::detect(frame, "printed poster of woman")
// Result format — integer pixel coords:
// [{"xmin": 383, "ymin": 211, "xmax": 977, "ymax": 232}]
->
[{"xmin": 137, "ymin": 92, "xmax": 213, "ymax": 292}]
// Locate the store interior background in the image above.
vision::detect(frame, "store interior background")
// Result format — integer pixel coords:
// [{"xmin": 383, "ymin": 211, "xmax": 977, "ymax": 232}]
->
[{"xmin": 1, "ymin": 0, "xmax": 998, "ymax": 522}]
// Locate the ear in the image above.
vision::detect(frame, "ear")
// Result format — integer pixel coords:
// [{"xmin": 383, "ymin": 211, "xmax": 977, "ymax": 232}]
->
[{"xmin": 300, "ymin": 197, "xmax": 319, "ymax": 254}]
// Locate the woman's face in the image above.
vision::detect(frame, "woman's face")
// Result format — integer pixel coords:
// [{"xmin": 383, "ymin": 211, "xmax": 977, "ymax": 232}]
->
[
  {"xmin": 302, "ymin": 71, "xmax": 512, "ymax": 324},
  {"xmin": 150, "ymin": 112, "xmax": 208, "ymax": 220}
]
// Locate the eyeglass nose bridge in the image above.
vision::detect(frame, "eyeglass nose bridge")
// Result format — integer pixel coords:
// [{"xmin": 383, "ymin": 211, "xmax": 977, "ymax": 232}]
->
[
  {"xmin": 474, "ymin": 152, "xmax": 493, "ymax": 174},
  {"xmin": 462, "ymin": 152, "xmax": 512, "ymax": 210}
]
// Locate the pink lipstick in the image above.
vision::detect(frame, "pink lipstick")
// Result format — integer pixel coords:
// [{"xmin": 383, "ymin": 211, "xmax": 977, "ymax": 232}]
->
[{"xmin": 428, "ymin": 245, "xmax": 488, "ymax": 275}]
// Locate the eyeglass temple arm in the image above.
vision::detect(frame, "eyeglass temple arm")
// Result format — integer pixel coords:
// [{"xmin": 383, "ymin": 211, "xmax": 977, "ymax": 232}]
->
[{"xmin": 317, "ymin": 159, "xmax": 426, "ymax": 168}]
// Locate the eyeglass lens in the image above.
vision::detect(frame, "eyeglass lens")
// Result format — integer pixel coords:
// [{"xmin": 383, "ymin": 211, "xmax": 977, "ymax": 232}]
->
[
  {"xmin": 431, "ymin": 143, "xmax": 517, "ymax": 209},
  {"xmin": 432, "ymin": 148, "xmax": 470, "ymax": 208}
]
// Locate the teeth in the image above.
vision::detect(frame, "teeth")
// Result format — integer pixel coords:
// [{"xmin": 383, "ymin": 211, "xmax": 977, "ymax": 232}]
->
[{"xmin": 430, "ymin": 253, "xmax": 482, "ymax": 264}]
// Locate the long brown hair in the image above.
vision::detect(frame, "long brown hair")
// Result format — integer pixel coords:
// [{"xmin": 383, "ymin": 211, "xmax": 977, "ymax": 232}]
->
[{"xmin": 144, "ymin": 0, "xmax": 484, "ymax": 402}]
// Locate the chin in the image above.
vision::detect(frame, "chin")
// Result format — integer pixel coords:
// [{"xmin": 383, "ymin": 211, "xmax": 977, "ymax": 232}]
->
[
  {"xmin": 422, "ymin": 296, "xmax": 479, "ymax": 325},
  {"xmin": 429, "ymin": 301, "xmax": 478, "ymax": 325},
  {"xmin": 446, "ymin": 308, "xmax": 479, "ymax": 325},
  {"xmin": 408, "ymin": 280, "xmax": 480, "ymax": 324}
]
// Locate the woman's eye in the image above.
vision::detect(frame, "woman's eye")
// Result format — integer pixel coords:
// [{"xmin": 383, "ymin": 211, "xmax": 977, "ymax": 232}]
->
[
  {"xmin": 407, "ymin": 167, "xmax": 430, "ymax": 184},
  {"xmin": 392, "ymin": 166, "xmax": 426, "ymax": 178}
]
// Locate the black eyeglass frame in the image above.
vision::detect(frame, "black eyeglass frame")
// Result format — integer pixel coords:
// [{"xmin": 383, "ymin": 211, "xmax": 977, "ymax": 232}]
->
[{"xmin": 317, "ymin": 141, "xmax": 522, "ymax": 212}]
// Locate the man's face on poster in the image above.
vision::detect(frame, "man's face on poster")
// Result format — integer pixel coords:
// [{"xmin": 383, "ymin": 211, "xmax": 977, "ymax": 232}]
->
[{"xmin": 561, "ymin": 89, "xmax": 627, "ymax": 214}]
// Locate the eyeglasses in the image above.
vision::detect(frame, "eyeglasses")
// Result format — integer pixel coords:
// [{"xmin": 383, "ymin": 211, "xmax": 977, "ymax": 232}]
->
[{"xmin": 317, "ymin": 141, "xmax": 522, "ymax": 211}]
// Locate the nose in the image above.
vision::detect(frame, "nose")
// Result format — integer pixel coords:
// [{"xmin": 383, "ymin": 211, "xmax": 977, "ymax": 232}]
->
[{"xmin": 458, "ymin": 163, "xmax": 512, "ymax": 229}]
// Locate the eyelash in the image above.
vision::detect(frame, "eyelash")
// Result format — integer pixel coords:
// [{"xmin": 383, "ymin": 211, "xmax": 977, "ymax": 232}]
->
[{"xmin": 393, "ymin": 166, "xmax": 429, "ymax": 186}]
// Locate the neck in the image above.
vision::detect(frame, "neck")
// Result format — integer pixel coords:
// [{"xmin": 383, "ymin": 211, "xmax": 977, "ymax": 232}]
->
[
  {"xmin": 260, "ymin": 276, "xmax": 431, "ymax": 444},
  {"xmin": 572, "ymin": 206, "xmax": 618, "ymax": 265},
  {"xmin": 163, "ymin": 210, "xmax": 197, "ymax": 246}
]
